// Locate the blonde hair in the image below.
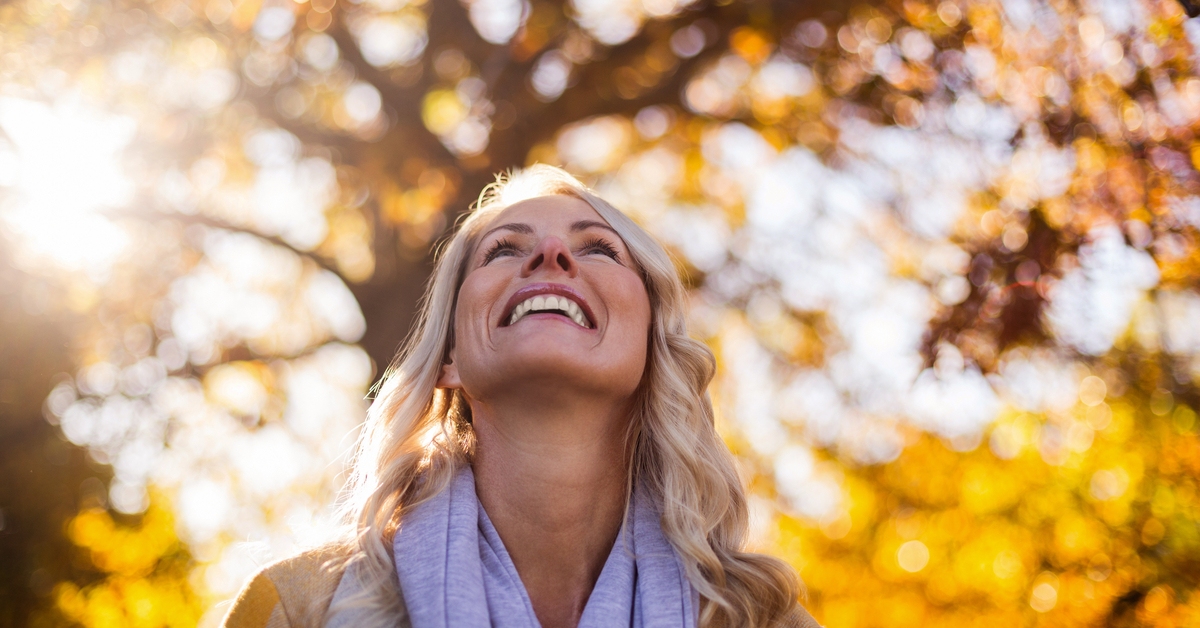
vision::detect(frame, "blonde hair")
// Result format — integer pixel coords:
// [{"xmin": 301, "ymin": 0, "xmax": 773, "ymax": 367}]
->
[{"xmin": 329, "ymin": 165, "xmax": 799, "ymax": 627}]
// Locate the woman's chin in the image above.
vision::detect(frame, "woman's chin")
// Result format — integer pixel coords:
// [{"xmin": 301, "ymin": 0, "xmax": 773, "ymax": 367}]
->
[{"xmin": 465, "ymin": 353, "xmax": 643, "ymax": 404}]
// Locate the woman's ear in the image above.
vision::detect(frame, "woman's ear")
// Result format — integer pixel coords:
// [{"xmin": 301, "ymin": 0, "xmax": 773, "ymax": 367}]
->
[{"xmin": 436, "ymin": 354, "xmax": 462, "ymax": 389}]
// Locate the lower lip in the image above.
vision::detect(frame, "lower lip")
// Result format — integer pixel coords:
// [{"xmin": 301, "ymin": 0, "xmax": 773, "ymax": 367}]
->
[{"xmin": 508, "ymin": 312, "xmax": 593, "ymax": 330}]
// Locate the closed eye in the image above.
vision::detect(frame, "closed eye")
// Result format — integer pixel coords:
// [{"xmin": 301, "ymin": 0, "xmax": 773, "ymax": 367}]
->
[
  {"xmin": 579, "ymin": 237, "xmax": 621, "ymax": 261},
  {"xmin": 482, "ymin": 238, "xmax": 521, "ymax": 265}
]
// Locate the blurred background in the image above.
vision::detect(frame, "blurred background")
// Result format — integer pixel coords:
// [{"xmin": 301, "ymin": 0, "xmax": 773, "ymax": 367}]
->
[{"xmin": 2, "ymin": 0, "xmax": 1199, "ymax": 625}]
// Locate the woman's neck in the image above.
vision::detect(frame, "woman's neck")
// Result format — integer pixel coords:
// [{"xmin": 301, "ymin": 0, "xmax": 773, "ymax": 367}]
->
[{"xmin": 470, "ymin": 396, "xmax": 631, "ymax": 628}]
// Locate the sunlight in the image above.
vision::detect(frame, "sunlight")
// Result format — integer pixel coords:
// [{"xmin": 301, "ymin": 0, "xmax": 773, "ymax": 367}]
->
[{"xmin": 0, "ymin": 97, "xmax": 136, "ymax": 274}]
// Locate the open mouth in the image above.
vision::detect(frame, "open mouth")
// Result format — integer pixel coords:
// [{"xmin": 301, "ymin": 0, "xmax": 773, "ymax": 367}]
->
[{"xmin": 501, "ymin": 285, "xmax": 594, "ymax": 329}]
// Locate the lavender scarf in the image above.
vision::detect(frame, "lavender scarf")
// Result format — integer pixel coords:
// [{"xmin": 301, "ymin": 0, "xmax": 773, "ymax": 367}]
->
[{"xmin": 389, "ymin": 466, "xmax": 698, "ymax": 628}]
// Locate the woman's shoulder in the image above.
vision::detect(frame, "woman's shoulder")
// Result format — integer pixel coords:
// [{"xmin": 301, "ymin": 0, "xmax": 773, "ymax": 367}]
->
[
  {"xmin": 785, "ymin": 603, "xmax": 824, "ymax": 628},
  {"xmin": 221, "ymin": 545, "xmax": 350, "ymax": 628}
]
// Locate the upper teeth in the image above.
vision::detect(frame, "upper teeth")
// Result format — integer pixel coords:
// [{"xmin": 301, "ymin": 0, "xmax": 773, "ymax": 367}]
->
[{"xmin": 508, "ymin": 294, "xmax": 590, "ymax": 328}]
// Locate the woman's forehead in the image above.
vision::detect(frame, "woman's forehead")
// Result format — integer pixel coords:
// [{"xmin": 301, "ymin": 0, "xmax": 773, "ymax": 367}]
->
[{"xmin": 485, "ymin": 194, "xmax": 607, "ymax": 230}]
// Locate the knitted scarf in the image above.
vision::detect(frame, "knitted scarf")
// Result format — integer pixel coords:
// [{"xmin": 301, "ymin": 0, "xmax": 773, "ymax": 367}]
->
[{"xmin": 391, "ymin": 466, "xmax": 698, "ymax": 628}]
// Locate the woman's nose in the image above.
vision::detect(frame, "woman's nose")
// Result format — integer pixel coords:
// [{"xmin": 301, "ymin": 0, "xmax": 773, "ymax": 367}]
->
[{"xmin": 521, "ymin": 236, "xmax": 578, "ymax": 277}]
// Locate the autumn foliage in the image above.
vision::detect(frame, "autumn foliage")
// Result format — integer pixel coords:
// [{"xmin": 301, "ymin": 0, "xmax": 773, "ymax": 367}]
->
[{"xmin": 1, "ymin": 0, "xmax": 1199, "ymax": 626}]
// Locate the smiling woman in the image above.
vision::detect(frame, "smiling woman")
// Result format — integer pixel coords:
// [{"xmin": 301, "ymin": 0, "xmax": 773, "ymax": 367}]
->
[{"xmin": 221, "ymin": 165, "xmax": 818, "ymax": 628}]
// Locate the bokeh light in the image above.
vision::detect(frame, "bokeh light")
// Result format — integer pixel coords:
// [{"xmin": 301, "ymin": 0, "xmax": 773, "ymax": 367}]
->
[
  {"xmin": 4, "ymin": 0, "xmax": 1200, "ymax": 626},
  {"xmin": 0, "ymin": 98, "xmax": 135, "ymax": 275}
]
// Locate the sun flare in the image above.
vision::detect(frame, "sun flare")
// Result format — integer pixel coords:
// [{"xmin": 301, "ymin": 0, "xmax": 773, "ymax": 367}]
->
[{"xmin": 0, "ymin": 97, "xmax": 136, "ymax": 274}]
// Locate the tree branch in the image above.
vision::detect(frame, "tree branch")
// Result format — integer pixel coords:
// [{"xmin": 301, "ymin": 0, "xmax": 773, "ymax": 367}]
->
[
  {"xmin": 325, "ymin": 14, "xmax": 459, "ymax": 165},
  {"xmin": 109, "ymin": 206, "xmax": 352, "ymax": 285}
]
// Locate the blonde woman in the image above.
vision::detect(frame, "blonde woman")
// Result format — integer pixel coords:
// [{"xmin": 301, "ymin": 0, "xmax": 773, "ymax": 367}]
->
[{"xmin": 222, "ymin": 165, "xmax": 819, "ymax": 628}]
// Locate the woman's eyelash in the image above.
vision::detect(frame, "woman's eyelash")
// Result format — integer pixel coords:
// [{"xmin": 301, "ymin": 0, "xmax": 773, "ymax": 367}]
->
[
  {"xmin": 482, "ymin": 238, "xmax": 519, "ymax": 264},
  {"xmin": 581, "ymin": 237, "xmax": 620, "ymax": 260},
  {"xmin": 482, "ymin": 237, "xmax": 621, "ymax": 264}
]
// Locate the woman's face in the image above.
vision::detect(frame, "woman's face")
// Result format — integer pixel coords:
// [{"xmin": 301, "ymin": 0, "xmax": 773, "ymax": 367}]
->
[{"xmin": 439, "ymin": 195, "xmax": 652, "ymax": 407}]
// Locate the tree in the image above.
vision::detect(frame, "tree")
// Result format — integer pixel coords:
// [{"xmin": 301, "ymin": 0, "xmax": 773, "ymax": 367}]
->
[{"xmin": 1, "ymin": 0, "xmax": 1199, "ymax": 625}]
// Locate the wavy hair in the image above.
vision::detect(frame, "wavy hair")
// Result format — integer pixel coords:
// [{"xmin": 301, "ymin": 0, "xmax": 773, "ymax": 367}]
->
[{"xmin": 327, "ymin": 164, "xmax": 799, "ymax": 627}]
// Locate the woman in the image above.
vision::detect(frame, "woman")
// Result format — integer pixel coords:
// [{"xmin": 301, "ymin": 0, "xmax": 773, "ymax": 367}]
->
[{"xmin": 223, "ymin": 165, "xmax": 819, "ymax": 628}]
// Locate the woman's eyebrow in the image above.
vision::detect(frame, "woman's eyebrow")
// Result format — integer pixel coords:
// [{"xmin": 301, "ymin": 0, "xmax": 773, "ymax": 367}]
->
[
  {"xmin": 570, "ymin": 220, "xmax": 619, "ymax": 236},
  {"xmin": 479, "ymin": 222, "xmax": 534, "ymax": 241}
]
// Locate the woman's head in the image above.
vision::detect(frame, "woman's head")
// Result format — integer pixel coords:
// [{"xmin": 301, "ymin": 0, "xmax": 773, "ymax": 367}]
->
[
  {"xmin": 398, "ymin": 165, "xmax": 698, "ymax": 449},
  {"xmin": 438, "ymin": 193, "xmax": 653, "ymax": 416},
  {"xmin": 339, "ymin": 165, "xmax": 798, "ymax": 627}
]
